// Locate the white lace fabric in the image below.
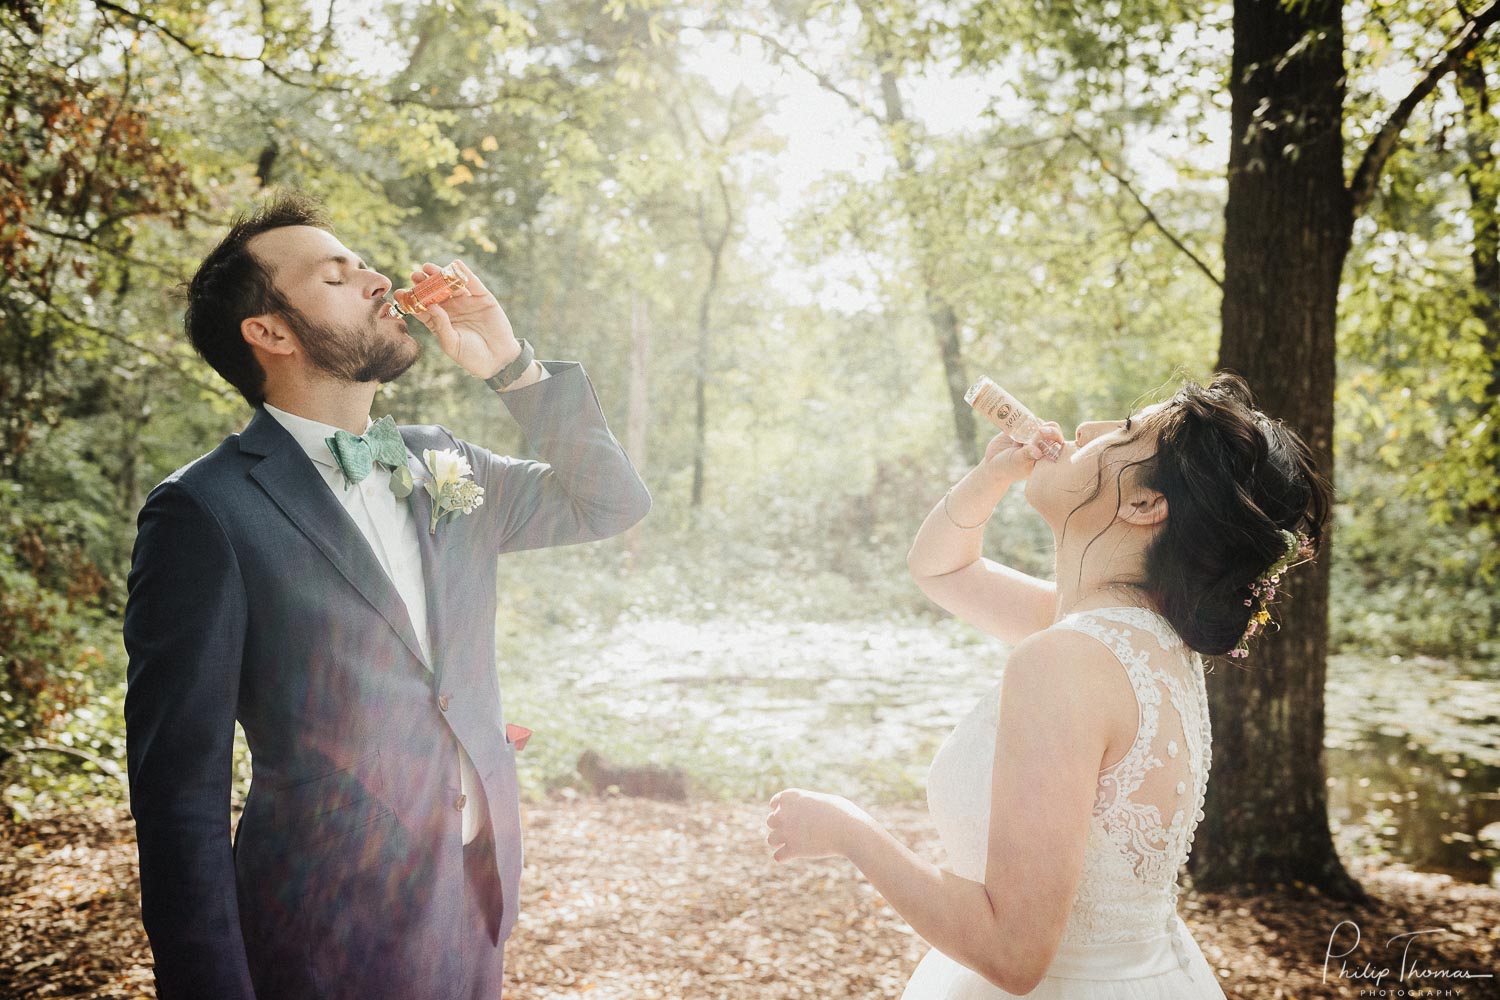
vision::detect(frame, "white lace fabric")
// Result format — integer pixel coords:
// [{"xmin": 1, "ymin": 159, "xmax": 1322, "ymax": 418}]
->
[
  {"xmin": 920, "ymin": 606, "xmax": 1220, "ymax": 991},
  {"xmin": 1049, "ymin": 607, "xmax": 1211, "ymax": 952}
]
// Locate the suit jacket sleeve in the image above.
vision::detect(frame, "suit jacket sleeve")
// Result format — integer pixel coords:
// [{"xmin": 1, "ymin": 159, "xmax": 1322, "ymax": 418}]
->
[
  {"xmin": 452, "ymin": 359, "xmax": 651, "ymax": 555},
  {"xmin": 123, "ymin": 480, "xmax": 257, "ymax": 999}
]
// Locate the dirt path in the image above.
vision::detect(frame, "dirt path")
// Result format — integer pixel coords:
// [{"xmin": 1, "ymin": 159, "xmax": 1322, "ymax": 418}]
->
[{"xmin": 2, "ymin": 798, "xmax": 1496, "ymax": 999}]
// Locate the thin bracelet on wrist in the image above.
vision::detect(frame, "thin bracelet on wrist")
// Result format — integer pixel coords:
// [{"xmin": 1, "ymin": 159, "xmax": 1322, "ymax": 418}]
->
[{"xmin": 942, "ymin": 487, "xmax": 990, "ymax": 530}]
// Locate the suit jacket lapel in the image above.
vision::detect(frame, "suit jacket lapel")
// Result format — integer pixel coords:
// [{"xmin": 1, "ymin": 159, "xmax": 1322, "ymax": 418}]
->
[
  {"xmin": 240, "ymin": 407, "xmax": 433, "ymax": 673},
  {"xmin": 402, "ymin": 439, "xmax": 450, "ymax": 682}
]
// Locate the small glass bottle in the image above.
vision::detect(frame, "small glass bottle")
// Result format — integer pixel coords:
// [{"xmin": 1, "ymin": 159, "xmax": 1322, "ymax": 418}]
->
[
  {"xmin": 965, "ymin": 376, "xmax": 1062, "ymax": 460},
  {"xmin": 391, "ymin": 262, "xmax": 469, "ymax": 317}
]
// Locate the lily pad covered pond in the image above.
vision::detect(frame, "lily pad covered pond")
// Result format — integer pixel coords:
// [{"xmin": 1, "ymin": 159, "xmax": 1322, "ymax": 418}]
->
[
  {"xmin": 500, "ymin": 616, "xmax": 1500, "ymax": 886},
  {"xmin": 1324, "ymin": 653, "xmax": 1500, "ymax": 887}
]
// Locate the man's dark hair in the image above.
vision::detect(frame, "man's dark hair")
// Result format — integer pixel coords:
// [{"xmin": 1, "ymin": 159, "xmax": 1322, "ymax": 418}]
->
[{"xmin": 185, "ymin": 191, "xmax": 331, "ymax": 406}]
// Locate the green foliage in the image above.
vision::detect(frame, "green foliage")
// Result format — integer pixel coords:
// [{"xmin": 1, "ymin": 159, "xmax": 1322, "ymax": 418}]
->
[
  {"xmin": 0, "ymin": 477, "xmax": 129, "ymax": 819},
  {"xmin": 1329, "ymin": 486, "xmax": 1500, "ymax": 660},
  {"xmin": 1338, "ymin": 29, "xmax": 1500, "ymax": 579}
]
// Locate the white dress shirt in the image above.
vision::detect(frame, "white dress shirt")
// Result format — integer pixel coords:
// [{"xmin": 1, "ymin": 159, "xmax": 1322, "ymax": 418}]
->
[{"xmin": 263, "ymin": 402, "xmax": 486, "ymax": 845}]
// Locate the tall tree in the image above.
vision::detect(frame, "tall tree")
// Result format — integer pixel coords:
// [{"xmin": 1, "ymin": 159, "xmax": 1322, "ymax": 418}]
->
[
  {"xmin": 865, "ymin": 5, "xmax": 979, "ymax": 465},
  {"xmin": 1202, "ymin": 0, "xmax": 1500, "ymax": 899},
  {"xmin": 1455, "ymin": 43, "xmax": 1500, "ymax": 529},
  {"xmin": 736, "ymin": 1, "xmax": 983, "ymax": 463},
  {"xmin": 625, "ymin": 286, "xmax": 650, "ymax": 566},
  {"xmin": 683, "ymin": 106, "xmax": 736, "ymax": 509},
  {"xmin": 662, "ymin": 82, "xmax": 761, "ymax": 508}
]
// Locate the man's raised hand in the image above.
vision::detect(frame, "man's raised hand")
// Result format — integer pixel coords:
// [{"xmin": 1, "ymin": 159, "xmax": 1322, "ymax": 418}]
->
[{"xmin": 406, "ymin": 260, "xmax": 521, "ymax": 379}]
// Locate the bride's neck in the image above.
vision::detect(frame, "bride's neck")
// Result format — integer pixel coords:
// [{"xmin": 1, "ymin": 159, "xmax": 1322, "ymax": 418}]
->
[{"xmin": 1052, "ymin": 522, "xmax": 1156, "ymax": 619}]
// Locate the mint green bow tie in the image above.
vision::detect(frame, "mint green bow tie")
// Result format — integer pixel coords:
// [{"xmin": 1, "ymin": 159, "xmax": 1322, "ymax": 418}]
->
[{"xmin": 325, "ymin": 415, "xmax": 408, "ymax": 490}]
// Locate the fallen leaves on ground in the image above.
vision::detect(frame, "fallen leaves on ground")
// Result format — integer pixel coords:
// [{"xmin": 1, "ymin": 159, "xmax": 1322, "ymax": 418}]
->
[{"xmin": 1, "ymin": 798, "xmax": 1496, "ymax": 999}]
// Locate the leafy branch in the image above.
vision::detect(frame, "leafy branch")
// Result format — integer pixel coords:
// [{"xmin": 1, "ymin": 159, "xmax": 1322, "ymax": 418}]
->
[
  {"xmin": 87, "ymin": 0, "xmax": 496, "ymax": 109},
  {"xmin": 1066, "ymin": 129, "xmax": 1224, "ymax": 290},
  {"xmin": 1349, "ymin": 1, "xmax": 1500, "ymax": 215},
  {"xmin": 0, "ymin": 741, "xmax": 127, "ymax": 791},
  {"xmin": 46, "ymin": 302, "xmax": 235, "ymax": 401}
]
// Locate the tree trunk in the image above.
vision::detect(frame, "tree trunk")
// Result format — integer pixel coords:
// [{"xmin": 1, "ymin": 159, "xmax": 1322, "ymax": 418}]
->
[
  {"xmin": 877, "ymin": 69, "xmax": 979, "ymax": 465},
  {"xmin": 924, "ymin": 295, "xmax": 978, "ymax": 466},
  {"xmin": 116, "ymin": 383, "xmax": 147, "ymax": 516},
  {"xmin": 1457, "ymin": 51, "xmax": 1500, "ymax": 520},
  {"xmin": 1459, "ymin": 54, "xmax": 1499, "ymax": 351},
  {"xmin": 625, "ymin": 287, "xmax": 649, "ymax": 567},
  {"xmin": 1200, "ymin": 0, "xmax": 1368, "ymax": 903},
  {"xmin": 690, "ymin": 238, "xmax": 723, "ymax": 508}
]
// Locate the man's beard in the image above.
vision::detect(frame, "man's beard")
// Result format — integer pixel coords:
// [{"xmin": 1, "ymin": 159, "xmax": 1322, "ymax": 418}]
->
[{"xmin": 286, "ymin": 302, "xmax": 421, "ymax": 384}]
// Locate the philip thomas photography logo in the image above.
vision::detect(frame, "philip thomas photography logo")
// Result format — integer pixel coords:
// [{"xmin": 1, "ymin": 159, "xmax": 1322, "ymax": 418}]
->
[{"xmin": 1324, "ymin": 920, "xmax": 1495, "ymax": 998}]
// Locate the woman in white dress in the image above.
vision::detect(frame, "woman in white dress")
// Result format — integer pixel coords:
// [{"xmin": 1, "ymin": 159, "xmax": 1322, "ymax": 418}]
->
[{"xmin": 765, "ymin": 373, "xmax": 1331, "ymax": 998}]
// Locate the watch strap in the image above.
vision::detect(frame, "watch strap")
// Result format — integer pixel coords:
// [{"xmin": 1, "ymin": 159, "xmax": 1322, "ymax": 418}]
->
[{"xmin": 484, "ymin": 339, "xmax": 535, "ymax": 391}]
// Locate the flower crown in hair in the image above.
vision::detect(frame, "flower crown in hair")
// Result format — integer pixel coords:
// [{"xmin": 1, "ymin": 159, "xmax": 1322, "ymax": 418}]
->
[{"xmin": 1229, "ymin": 529, "xmax": 1316, "ymax": 659}]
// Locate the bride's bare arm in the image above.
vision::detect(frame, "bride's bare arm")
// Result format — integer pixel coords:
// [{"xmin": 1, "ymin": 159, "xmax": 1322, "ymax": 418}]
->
[
  {"xmin": 765, "ymin": 629, "xmax": 1115, "ymax": 994},
  {"xmin": 907, "ymin": 431, "xmax": 1060, "ymax": 643}
]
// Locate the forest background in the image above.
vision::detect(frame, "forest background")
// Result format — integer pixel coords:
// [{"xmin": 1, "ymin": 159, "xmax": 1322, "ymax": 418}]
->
[{"xmin": 2, "ymin": 0, "xmax": 1500, "ymax": 980}]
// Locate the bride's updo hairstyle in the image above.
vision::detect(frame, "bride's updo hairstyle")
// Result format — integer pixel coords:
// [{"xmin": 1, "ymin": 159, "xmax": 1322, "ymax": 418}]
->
[{"xmin": 1133, "ymin": 372, "xmax": 1332, "ymax": 657}]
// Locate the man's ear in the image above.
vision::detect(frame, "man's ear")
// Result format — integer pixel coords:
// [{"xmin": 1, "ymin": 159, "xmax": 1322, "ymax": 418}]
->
[
  {"xmin": 241, "ymin": 314, "xmax": 296, "ymax": 358},
  {"xmin": 1120, "ymin": 488, "xmax": 1168, "ymax": 527}
]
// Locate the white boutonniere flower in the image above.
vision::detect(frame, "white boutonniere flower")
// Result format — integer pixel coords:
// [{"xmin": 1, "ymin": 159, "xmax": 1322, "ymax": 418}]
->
[{"xmin": 421, "ymin": 447, "xmax": 485, "ymax": 535}]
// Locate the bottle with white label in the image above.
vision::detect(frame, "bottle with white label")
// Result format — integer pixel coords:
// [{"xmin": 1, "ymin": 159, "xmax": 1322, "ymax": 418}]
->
[{"xmin": 964, "ymin": 377, "xmax": 1062, "ymax": 460}]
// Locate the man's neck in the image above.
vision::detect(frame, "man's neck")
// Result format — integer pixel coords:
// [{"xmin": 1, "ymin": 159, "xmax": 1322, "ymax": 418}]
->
[{"xmin": 263, "ymin": 378, "xmax": 379, "ymax": 435}]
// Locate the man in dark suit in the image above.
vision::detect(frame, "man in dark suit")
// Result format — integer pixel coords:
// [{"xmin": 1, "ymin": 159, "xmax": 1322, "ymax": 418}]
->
[{"xmin": 123, "ymin": 192, "xmax": 650, "ymax": 998}]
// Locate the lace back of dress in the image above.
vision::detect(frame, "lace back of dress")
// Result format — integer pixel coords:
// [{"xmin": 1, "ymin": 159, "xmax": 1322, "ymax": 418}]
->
[{"xmin": 1051, "ymin": 607, "xmax": 1213, "ymax": 945}]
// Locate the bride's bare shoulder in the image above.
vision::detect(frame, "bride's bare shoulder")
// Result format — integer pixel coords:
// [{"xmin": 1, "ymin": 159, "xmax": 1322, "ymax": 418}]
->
[
  {"xmin": 1007, "ymin": 619, "xmax": 1130, "ymax": 675},
  {"xmin": 1002, "ymin": 627, "xmax": 1141, "ymax": 752}
]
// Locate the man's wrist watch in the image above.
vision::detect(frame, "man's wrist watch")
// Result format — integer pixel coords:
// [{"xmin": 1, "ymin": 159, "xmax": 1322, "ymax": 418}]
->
[{"xmin": 484, "ymin": 339, "xmax": 535, "ymax": 391}]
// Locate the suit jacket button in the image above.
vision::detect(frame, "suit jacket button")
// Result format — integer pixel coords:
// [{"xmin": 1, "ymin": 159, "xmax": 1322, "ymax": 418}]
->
[
  {"xmin": 454, "ymin": 794, "xmax": 467, "ymax": 811},
  {"xmin": 438, "ymin": 694, "xmax": 450, "ymax": 712}
]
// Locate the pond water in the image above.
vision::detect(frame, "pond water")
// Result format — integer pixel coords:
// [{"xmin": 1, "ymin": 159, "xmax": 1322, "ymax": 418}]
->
[
  {"xmin": 504, "ymin": 616, "xmax": 1500, "ymax": 885},
  {"xmin": 1324, "ymin": 653, "xmax": 1500, "ymax": 887},
  {"xmin": 1325, "ymin": 733, "xmax": 1500, "ymax": 886}
]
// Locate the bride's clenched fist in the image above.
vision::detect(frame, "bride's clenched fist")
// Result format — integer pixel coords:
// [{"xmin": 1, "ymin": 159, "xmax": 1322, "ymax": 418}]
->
[
  {"xmin": 978, "ymin": 421, "xmax": 1066, "ymax": 484},
  {"xmin": 766, "ymin": 788, "xmax": 872, "ymax": 862}
]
